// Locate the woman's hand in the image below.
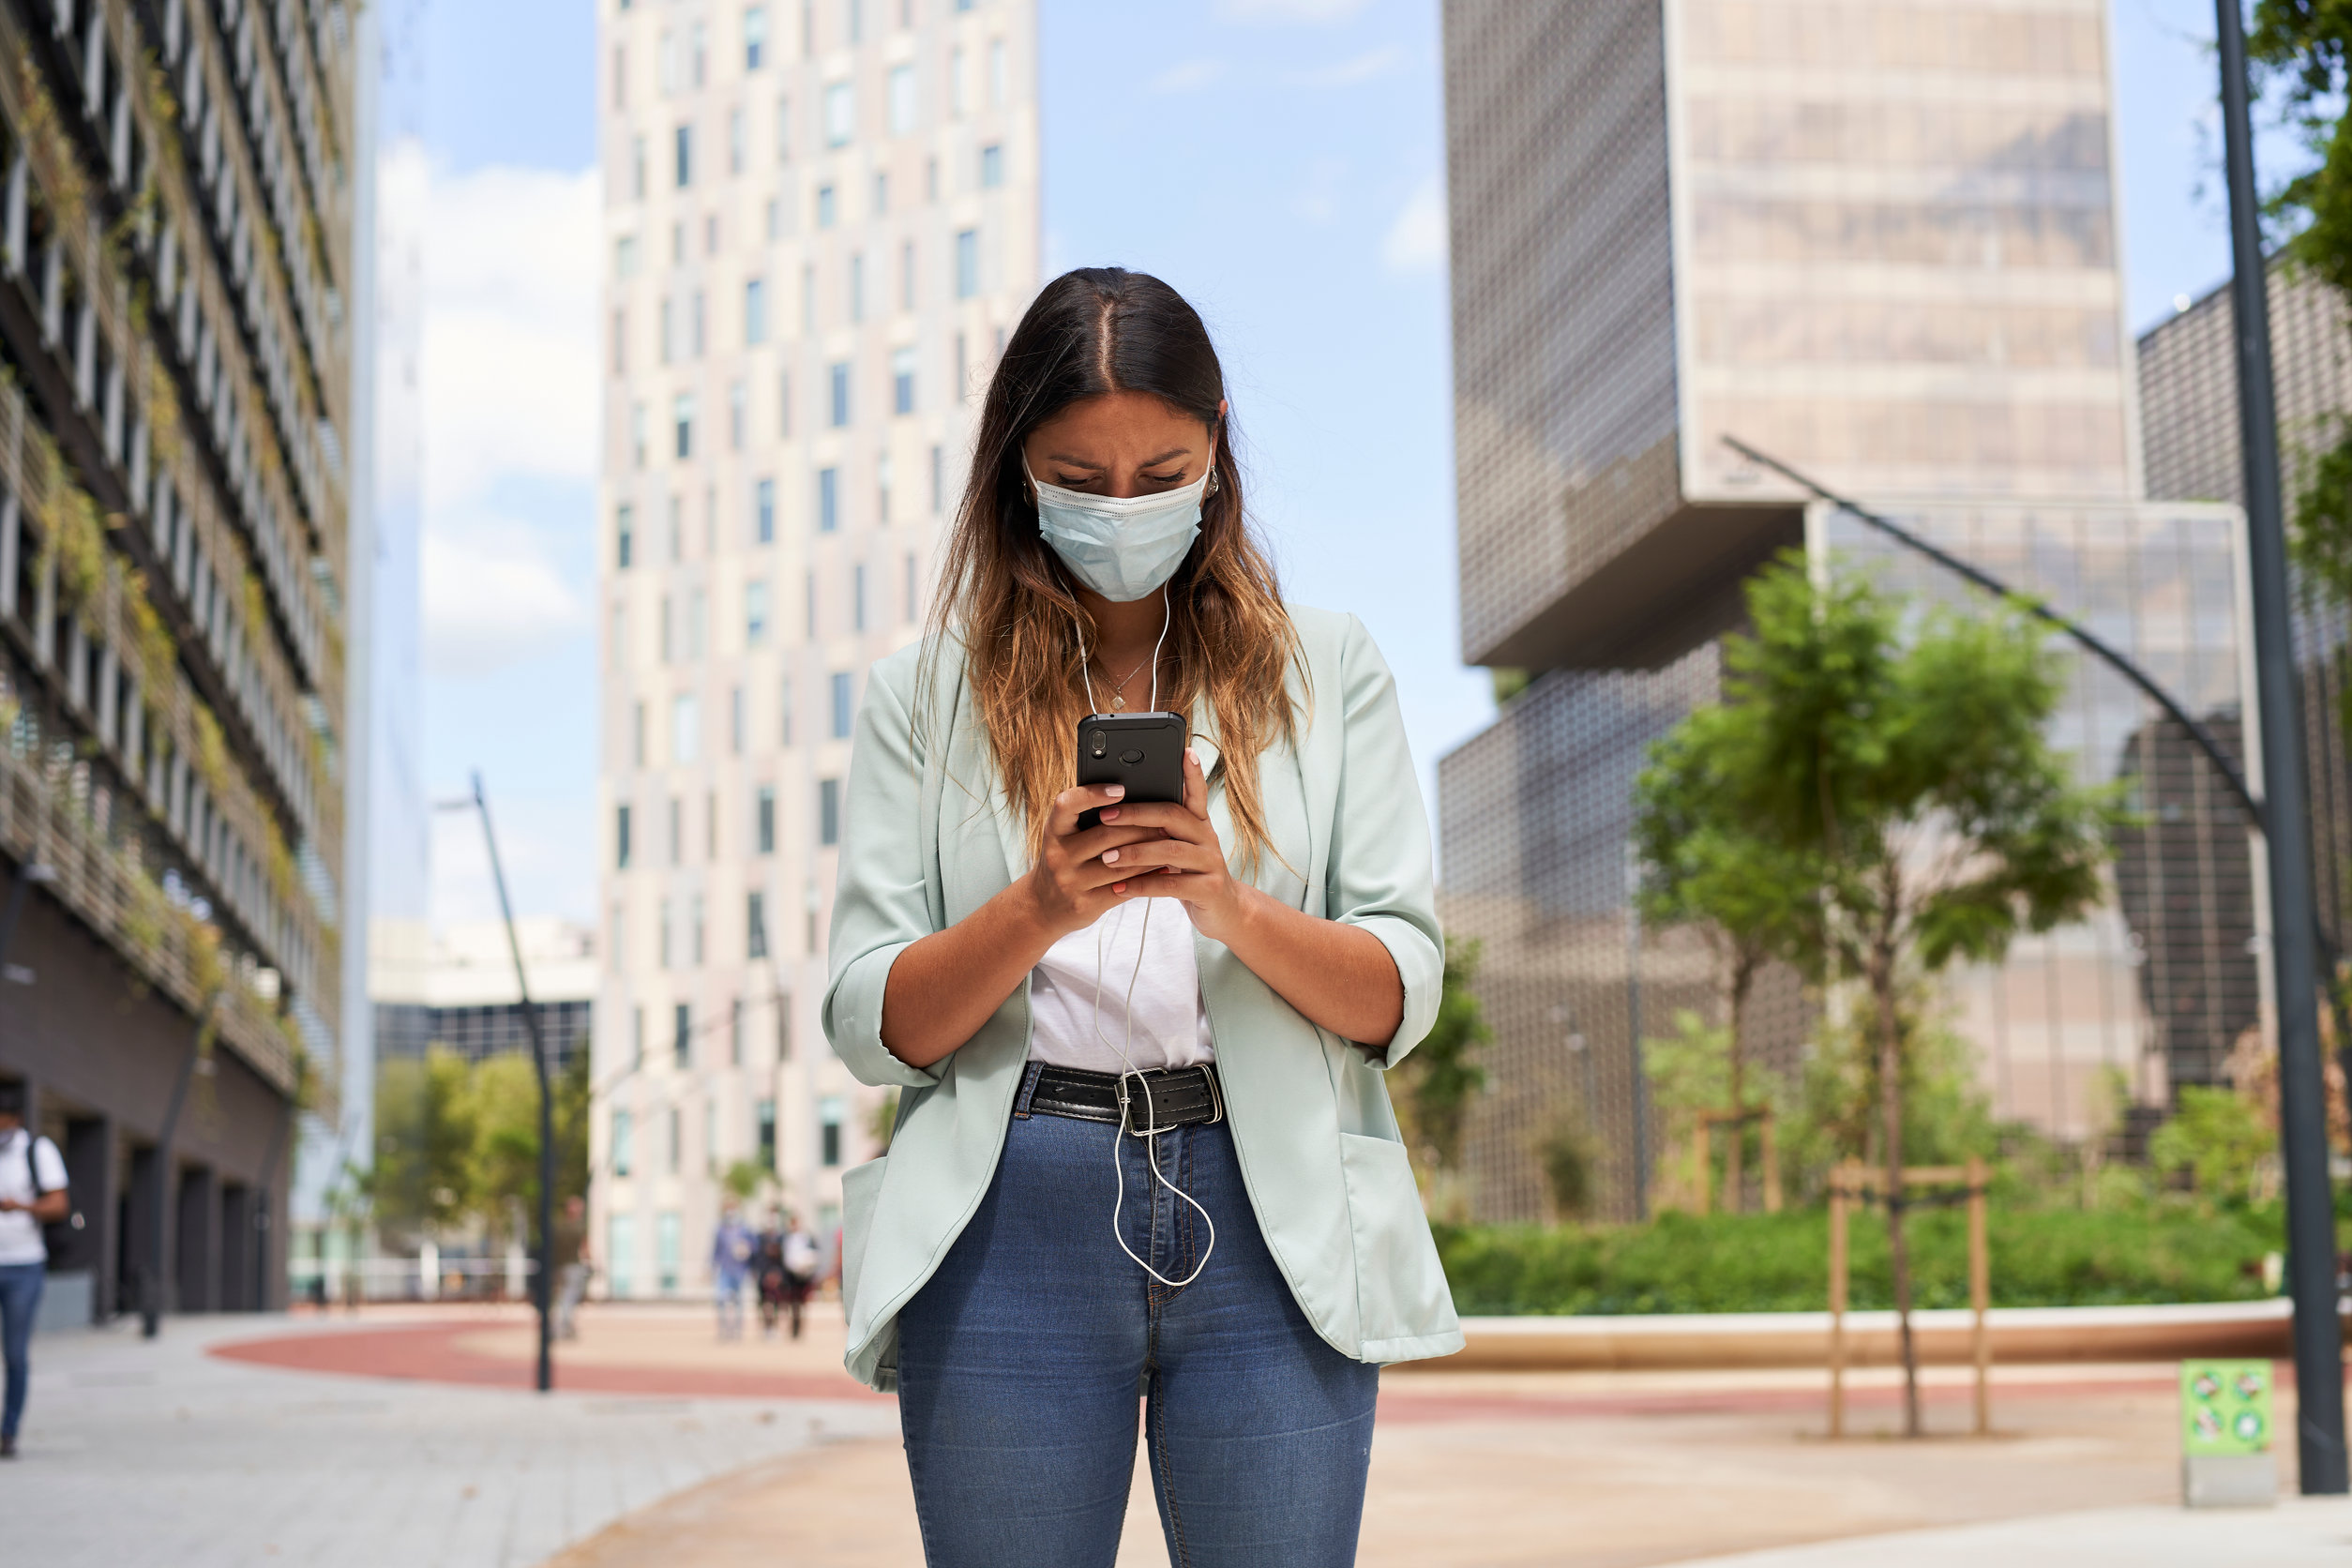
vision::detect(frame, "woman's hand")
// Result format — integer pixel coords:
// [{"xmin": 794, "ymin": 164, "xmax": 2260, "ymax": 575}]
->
[
  {"xmin": 1018, "ymin": 783, "xmax": 1170, "ymax": 941},
  {"xmin": 1096, "ymin": 751, "xmax": 1254, "ymax": 945}
]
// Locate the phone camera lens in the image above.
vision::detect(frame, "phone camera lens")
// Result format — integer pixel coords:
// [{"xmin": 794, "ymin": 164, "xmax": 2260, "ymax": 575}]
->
[{"xmin": 1089, "ymin": 731, "xmax": 1107, "ymax": 758}]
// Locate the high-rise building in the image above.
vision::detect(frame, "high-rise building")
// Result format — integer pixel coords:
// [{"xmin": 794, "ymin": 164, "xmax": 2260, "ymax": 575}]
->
[
  {"xmin": 2138, "ymin": 262, "xmax": 2352, "ymax": 1007},
  {"xmin": 1439, "ymin": 1, "xmax": 2255, "ymax": 1220},
  {"xmin": 594, "ymin": 0, "xmax": 1039, "ymax": 1297},
  {"xmin": 0, "ymin": 0, "xmax": 369, "ymax": 1318}
]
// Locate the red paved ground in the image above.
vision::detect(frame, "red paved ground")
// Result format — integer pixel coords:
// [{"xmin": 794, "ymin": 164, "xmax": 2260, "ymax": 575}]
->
[
  {"xmin": 210, "ymin": 1319, "xmax": 893, "ymax": 1403},
  {"xmin": 207, "ymin": 1315, "xmax": 2183, "ymax": 1424}
]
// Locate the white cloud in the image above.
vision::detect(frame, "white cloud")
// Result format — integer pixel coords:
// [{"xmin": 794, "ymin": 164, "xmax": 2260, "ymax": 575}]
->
[
  {"xmin": 418, "ymin": 157, "xmax": 601, "ymax": 509},
  {"xmin": 1287, "ymin": 44, "xmax": 1409, "ymax": 87},
  {"xmin": 1380, "ymin": 175, "xmax": 1448, "ymax": 275},
  {"xmin": 1150, "ymin": 57, "xmax": 1227, "ymax": 94},
  {"xmin": 1214, "ymin": 0, "xmax": 1370, "ymax": 22},
  {"xmin": 421, "ymin": 518, "xmax": 586, "ymax": 675},
  {"xmin": 394, "ymin": 142, "xmax": 600, "ymax": 678}
]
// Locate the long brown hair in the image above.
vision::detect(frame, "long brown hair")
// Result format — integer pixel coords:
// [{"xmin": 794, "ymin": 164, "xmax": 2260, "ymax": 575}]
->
[{"xmin": 925, "ymin": 267, "xmax": 1302, "ymax": 870}]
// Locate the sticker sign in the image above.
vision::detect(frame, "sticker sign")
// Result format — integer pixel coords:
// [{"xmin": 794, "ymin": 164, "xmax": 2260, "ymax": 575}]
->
[{"xmin": 2180, "ymin": 1360, "xmax": 2272, "ymax": 1457}]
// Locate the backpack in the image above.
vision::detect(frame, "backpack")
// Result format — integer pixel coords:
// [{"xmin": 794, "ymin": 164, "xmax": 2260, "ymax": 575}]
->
[{"xmin": 13, "ymin": 1130, "xmax": 74, "ymax": 1259}]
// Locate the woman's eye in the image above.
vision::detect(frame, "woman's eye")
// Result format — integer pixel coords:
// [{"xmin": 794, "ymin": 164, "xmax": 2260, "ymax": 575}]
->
[{"xmin": 1142, "ymin": 471, "xmax": 1185, "ymax": 486}]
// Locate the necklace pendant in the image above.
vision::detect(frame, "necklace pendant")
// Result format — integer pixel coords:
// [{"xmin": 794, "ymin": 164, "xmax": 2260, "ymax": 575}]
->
[{"xmin": 1108, "ymin": 694, "xmax": 1125, "ymax": 711}]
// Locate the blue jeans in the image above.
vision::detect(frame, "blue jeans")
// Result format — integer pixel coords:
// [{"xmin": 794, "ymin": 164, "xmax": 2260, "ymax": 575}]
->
[
  {"xmin": 0, "ymin": 1260, "xmax": 42, "ymax": 1440},
  {"xmin": 897, "ymin": 1110, "xmax": 1379, "ymax": 1567}
]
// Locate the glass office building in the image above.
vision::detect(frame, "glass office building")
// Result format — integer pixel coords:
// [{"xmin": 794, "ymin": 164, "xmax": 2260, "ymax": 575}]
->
[{"xmin": 1439, "ymin": 1, "xmax": 2256, "ymax": 1220}]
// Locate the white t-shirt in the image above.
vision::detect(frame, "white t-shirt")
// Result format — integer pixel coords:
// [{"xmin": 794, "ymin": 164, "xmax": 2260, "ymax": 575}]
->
[
  {"xmin": 0, "ymin": 1127, "xmax": 67, "ymax": 1266},
  {"xmin": 1028, "ymin": 897, "xmax": 1214, "ymax": 1075}
]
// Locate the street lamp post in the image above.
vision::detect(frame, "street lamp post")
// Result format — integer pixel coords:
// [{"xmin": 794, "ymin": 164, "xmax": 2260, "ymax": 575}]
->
[
  {"xmin": 2213, "ymin": 0, "xmax": 2349, "ymax": 1494},
  {"xmin": 440, "ymin": 775, "xmax": 555, "ymax": 1394}
]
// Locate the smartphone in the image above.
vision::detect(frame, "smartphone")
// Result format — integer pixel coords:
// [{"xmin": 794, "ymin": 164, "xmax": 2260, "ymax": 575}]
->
[{"xmin": 1076, "ymin": 712, "xmax": 1188, "ymax": 829}]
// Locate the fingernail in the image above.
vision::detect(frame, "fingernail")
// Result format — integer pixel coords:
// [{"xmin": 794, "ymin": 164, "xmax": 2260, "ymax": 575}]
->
[
  {"xmin": 1106, "ymin": 785, "xmax": 1125, "ymax": 799},
  {"xmin": 1104, "ymin": 850, "xmax": 1120, "ymax": 864},
  {"xmin": 1102, "ymin": 807, "xmax": 1120, "ymax": 822}
]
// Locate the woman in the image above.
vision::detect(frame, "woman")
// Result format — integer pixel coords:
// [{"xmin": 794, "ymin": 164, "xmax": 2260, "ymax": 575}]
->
[{"xmin": 824, "ymin": 267, "xmax": 1458, "ymax": 1566}]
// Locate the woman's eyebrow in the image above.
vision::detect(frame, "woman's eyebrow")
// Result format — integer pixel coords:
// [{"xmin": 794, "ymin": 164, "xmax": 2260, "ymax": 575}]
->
[{"xmin": 1043, "ymin": 453, "xmax": 1108, "ymax": 469}]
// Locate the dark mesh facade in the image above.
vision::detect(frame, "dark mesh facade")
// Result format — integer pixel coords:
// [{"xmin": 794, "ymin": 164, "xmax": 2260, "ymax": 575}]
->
[
  {"xmin": 1442, "ymin": 0, "xmax": 1686, "ymax": 671},
  {"xmin": 2139, "ymin": 265, "xmax": 2352, "ymax": 966},
  {"xmin": 376, "ymin": 1000, "xmax": 593, "ymax": 1074}
]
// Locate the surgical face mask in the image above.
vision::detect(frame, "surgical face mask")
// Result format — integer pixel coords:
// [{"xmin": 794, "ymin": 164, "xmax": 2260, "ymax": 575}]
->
[{"xmin": 1027, "ymin": 461, "xmax": 1209, "ymax": 603}]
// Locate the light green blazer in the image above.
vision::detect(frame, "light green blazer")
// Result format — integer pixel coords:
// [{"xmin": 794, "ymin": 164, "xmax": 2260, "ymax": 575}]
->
[{"xmin": 822, "ymin": 605, "xmax": 1463, "ymax": 1392}]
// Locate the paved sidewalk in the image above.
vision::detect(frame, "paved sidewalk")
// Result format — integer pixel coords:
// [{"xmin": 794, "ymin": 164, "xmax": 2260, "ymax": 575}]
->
[
  {"xmin": 0, "ymin": 1310, "xmax": 895, "ymax": 1568},
  {"xmin": 1671, "ymin": 1498, "xmax": 2352, "ymax": 1565}
]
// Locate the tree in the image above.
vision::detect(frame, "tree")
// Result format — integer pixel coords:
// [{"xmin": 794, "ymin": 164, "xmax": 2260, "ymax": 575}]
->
[
  {"xmin": 366, "ymin": 1048, "xmax": 477, "ymax": 1248},
  {"xmin": 1636, "ymin": 717, "xmax": 1816, "ymax": 1209},
  {"xmin": 467, "ymin": 1051, "xmax": 592, "ymax": 1247},
  {"xmin": 1654, "ymin": 554, "xmax": 2127, "ymax": 1435},
  {"xmin": 1392, "ymin": 937, "xmax": 1493, "ymax": 1218}
]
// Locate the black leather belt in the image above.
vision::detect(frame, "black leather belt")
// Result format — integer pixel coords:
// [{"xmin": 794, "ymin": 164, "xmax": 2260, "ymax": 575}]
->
[{"xmin": 1018, "ymin": 1062, "xmax": 1225, "ymax": 1135}]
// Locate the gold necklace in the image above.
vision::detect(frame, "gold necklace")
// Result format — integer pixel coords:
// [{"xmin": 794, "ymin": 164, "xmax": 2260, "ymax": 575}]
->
[{"xmin": 1094, "ymin": 652, "xmax": 1153, "ymax": 712}]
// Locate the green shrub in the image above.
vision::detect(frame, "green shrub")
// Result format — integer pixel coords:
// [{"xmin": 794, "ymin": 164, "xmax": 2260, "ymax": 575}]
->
[{"xmin": 1434, "ymin": 1202, "xmax": 2286, "ymax": 1316}]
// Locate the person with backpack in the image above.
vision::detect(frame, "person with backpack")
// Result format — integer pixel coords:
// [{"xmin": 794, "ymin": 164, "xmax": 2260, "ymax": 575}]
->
[{"xmin": 0, "ymin": 1081, "xmax": 67, "ymax": 1459}]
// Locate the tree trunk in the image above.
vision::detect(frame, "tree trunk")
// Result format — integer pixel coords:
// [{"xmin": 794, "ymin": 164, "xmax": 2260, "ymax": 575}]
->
[
  {"xmin": 1725, "ymin": 952, "xmax": 1755, "ymax": 1214},
  {"xmin": 1872, "ymin": 940, "xmax": 1922, "ymax": 1438}
]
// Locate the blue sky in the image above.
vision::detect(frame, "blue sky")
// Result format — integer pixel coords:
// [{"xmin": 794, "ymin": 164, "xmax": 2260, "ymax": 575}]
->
[{"xmin": 404, "ymin": 0, "xmax": 2300, "ymax": 926}]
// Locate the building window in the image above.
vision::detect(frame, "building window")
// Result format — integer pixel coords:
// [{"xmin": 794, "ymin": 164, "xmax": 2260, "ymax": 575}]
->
[
  {"xmin": 929, "ymin": 445, "xmax": 942, "ymax": 513},
  {"xmin": 777, "ymin": 370, "xmax": 792, "ymax": 438},
  {"xmin": 775, "ymin": 93, "xmax": 793, "ymax": 162},
  {"xmin": 731, "ymin": 686, "xmax": 746, "ymax": 752},
  {"xmin": 729, "ymin": 107, "xmax": 746, "ymax": 174},
  {"xmin": 854, "ymin": 561, "xmax": 869, "ymax": 628},
  {"xmin": 900, "ymin": 239, "xmax": 916, "ymax": 310},
  {"xmin": 730, "ymin": 381, "xmax": 746, "ymax": 449},
  {"xmin": 669, "ymin": 797, "xmax": 684, "ymax": 863},
  {"xmin": 989, "ymin": 38, "xmax": 1007, "ymax": 105},
  {"xmin": 616, "ymin": 803, "xmax": 633, "ymax": 868},
  {"xmin": 692, "ymin": 290, "xmax": 707, "ymax": 355},
  {"xmin": 745, "ymin": 277, "xmax": 767, "ymax": 344},
  {"xmin": 757, "ymin": 1098, "xmax": 776, "ymax": 1167},
  {"xmin": 765, "ymin": 197, "xmax": 782, "ymax": 240},
  {"xmin": 633, "ymin": 1006, "xmax": 646, "ymax": 1068},
  {"xmin": 829, "ymin": 362, "xmax": 851, "ymax": 427},
  {"xmin": 755, "ymin": 477, "xmax": 776, "ymax": 543},
  {"xmin": 611, "ymin": 1109, "xmax": 634, "ymax": 1177},
  {"xmin": 888, "ymin": 64, "xmax": 917, "ymax": 134},
  {"xmin": 674, "ymin": 1003, "xmax": 692, "ymax": 1068},
  {"xmin": 905, "ymin": 551, "xmax": 919, "ymax": 622},
  {"xmin": 817, "ymin": 184, "xmax": 836, "ymax": 228},
  {"xmin": 631, "ymin": 402, "xmax": 647, "ymax": 468},
  {"xmin": 632, "ymin": 136, "xmax": 647, "ymax": 199},
  {"xmin": 673, "ymin": 394, "xmax": 695, "ymax": 460},
  {"xmin": 617, "ymin": 503, "xmax": 635, "ymax": 568},
  {"xmin": 757, "ymin": 785, "xmax": 776, "ymax": 853},
  {"xmin": 980, "ymin": 143, "xmax": 1003, "ymax": 188},
  {"xmin": 819, "ymin": 467, "xmax": 839, "ymax": 532},
  {"xmin": 877, "ymin": 454, "xmax": 893, "ymax": 526},
  {"xmin": 956, "ymin": 229, "xmax": 978, "ymax": 299},
  {"xmin": 674, "ymin": 123, "xmax": 693, "ymax": 188},
  {"xmin": 673, "ymin": 692, "xmax": 701, "ymax": 764},
  {"xmin": 658, "ymin": 297, "xmax": 674, "ymax": 364},
  {"xmin": 831, "ymin": 671, "xmax": 853, "ymax": 738},
  {"xmin": 892, "ymin": 346, "xmax": 915, "ymax": 415},
  {"xmin": 656, "ymin": 1210, "xmax": 680, "ymax": 1290},
  {"xmin": 746, "ymin": 579, "xmax": 771, "ymax": 645},
  {"xmin": 820, "ymin": 1095, "xmax": 845, "ymax": 1167},
  {"xmin": 850, "ymin": 253, "xmax": 866, "ymax": 323},
  {"xmin": 824, "ymin": 81, "xmax": 854, "ymax": 147},
  {"xmin": 820, "ymin": 777, "xmax": 841, "ymax": 846},
  {"xmin": 611, "ymin": 307, "xmax": 627, "ymax": 373},
  {"xmin": 692, "ymin": 894, "xmax": 707, "ymax": 964},
  {"xmin": 745, "ymin": 6, "xmax": 767, "ymax": 68},
  {"xmin": 747, "ymin": 892, "xmax": 769, "ymax": 958},
  {"xmin": 633, "ymin": 701, "xmax": 648, "ymax": 764},
  {"xmin": 949, "ymin": 45, "xmax": 966, "ymax": 116}
]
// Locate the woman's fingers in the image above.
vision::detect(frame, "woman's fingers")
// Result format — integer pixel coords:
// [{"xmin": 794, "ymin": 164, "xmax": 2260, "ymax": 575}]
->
[
  {"xmin": 1047, "ymin": 783, "xmax": 1127, "ymax": 840},
  {"xmin": 1102, "ymin": 799, "xmax": 1212, "ymax": 845},
  {"xmin": 1183, "ymin": 748, "xmax": 1209, "ymax": 818}
]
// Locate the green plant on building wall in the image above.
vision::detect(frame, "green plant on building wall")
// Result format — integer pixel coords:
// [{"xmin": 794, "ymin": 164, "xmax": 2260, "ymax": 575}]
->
[{"xmin": 1392, "ymin": 937, "xmax": 1492, "ymax": 1218}]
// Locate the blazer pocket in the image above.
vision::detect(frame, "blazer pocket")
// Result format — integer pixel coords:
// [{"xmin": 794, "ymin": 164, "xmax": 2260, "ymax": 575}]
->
[
  {"xmin": 839, "ymin": 1154, "xmax": 890, "ymax": 1327},
  {"xmin": 1337, "ymin": 1132, "xmax": 1457, "ymax": 1347}
]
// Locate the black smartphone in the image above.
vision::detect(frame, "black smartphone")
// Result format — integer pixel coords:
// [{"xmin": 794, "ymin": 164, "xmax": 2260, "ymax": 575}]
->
[{"xmin": 1076, "ymin": 712, "xmax": 1188, "ymax": 829}]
